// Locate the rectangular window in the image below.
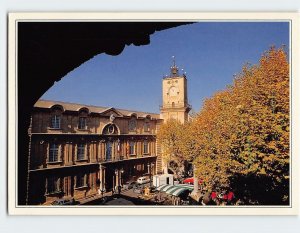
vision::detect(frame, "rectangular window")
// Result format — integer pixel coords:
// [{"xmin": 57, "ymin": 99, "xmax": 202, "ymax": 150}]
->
[
  {"xmin": 129, "ymin": 142, "xmax": 135, "ymax": 155},
  {"xmin": 76, "ymin": 174, "xmax": 86, "ymax": 188},
  {"xmin": 78, "ymin": 117, "xmax": 87, "ymax": 129},
  {"xmin": 49, "ymin": 144, "xmax": 59, "ymax": 162},
  {"xmin": 51, "ymin": 115, "xmax": 61, "ymax": 129},
  {"xmin": 144, "ymin": 122, "xmax": 150, "ymax": 132},
  {"xmin": 77, "ymin": 144, "xmax": 85, "ymax": 160},
  {"xmin": 47, "ymin": 177, "xmax": 60, "ymax": 194},
  {"xmin": 143, "ymin": 141, "xmax": 149, "ymax": 154}
]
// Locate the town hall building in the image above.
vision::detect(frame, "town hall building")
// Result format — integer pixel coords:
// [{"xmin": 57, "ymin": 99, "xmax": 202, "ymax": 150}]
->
[{"xmin": 26, "ymin": 61, "xmax": 191, "ymax": 205}]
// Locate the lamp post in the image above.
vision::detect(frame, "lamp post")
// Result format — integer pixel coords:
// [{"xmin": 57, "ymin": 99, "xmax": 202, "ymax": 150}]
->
[
  {"xmin": 150, "ymin": 163, "xmax": 154, "ymax": 188},
  {"xmin": 147, "ymin": 163, "xmax": 150, "ymax": 174},
  {"xmin": 115, "ymin": 169, "xmax": 119, "ymax": 191},
  {"xmin": 117, "ymin": 138, "xmax": 121, "ymax": 160},
  {"xmin": 148, "ymin": 162, "xmax": 154, "ymax": 188},
  {"xmin": 120, "ymin": 168, "xmax": 124, "ymax": 187}
]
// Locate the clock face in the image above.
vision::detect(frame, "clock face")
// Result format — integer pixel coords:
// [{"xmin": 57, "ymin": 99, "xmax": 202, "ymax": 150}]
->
[{"xmin": 169, "ymin": 86, "xmax": 178, "ymax": 97}]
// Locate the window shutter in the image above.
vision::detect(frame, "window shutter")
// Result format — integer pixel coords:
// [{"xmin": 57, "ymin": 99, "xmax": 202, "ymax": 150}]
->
[
  {"xmin": 57, "ymin": 177, "xmax": 61, "ymax": 191},
  {"xmin": 58, "ymin": 144, "xmax": 62, "ymax": 162},
  {"xmin": 85, "ymin": 143, "xmax": 88, "ymax": 160}
]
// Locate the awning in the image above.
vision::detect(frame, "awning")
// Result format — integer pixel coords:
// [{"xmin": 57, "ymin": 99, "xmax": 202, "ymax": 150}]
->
[
  {"xmin": 156, "ymin": 184, "xmax": 173, "ymax": 191},
  {"xmin": 175, "ymin": 184, "xmax": 194, "ymax": 190},
  {"xmin": 156, "ymin": 184, "xmax": 194, "ymax": 197}
]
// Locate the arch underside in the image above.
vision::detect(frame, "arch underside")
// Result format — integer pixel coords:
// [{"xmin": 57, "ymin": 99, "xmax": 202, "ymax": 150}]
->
[{"xmin": 17, "ymin": 22, "xmax": 190, "ymax": 204}]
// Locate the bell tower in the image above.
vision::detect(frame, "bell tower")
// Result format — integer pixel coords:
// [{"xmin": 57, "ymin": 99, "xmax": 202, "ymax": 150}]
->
[{"xmin": 160, "ymin": 57, "xmax": 191, "ymax": 123}]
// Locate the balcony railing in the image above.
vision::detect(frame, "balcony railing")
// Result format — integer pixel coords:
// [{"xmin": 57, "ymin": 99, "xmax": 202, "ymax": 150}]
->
[
  {"xmin": 99, "ymin": 154, "xmax": 155, "ymax": 163},
  {"xmin": 160, "ymin": 103, "xmax": 192, "ymax": 110}
]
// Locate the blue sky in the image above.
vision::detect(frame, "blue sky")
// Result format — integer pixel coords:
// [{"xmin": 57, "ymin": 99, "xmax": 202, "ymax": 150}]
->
[{"xmin": 41, "ymin": 22, "xmax": 289, "ymax": 113}]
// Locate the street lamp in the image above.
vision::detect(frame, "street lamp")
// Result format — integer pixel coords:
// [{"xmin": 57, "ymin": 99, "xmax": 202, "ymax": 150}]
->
[
  {"xmin": 120, "ymin": 168, "xmax": 124, "ymax": 187},
  {"xmin": 148, "ymin": 162, "xmax": 154, "ymax": 188},
  {"xmin": 113, "ymin": 169, "xmax": 118, "ymax": 193},
  {"xmin": 117, "ymin": 139, "xmax": 121, "ymax": 160}
]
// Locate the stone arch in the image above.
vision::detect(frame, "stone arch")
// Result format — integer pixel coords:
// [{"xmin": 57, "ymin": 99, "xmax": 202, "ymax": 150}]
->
[
  {"xmin": 128, "ymin": 113, "xmax": 138, "ymax": 118},
  {"xmin": 50, "ymin": 104, "xmax": 65, "ymax": 112},
  {"xmin": 101, "ymin": 123, "xmax": 120, "ymax": 135},
  {"xmin": 17, "ymin": 22, "xmax": 190, "ymax": 204},
  {"xmin": 77, "ymin": 107, "xmax": 90, "ymax": 115}
]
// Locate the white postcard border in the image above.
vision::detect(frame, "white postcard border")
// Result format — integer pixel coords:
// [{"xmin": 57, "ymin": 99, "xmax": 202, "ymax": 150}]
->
[{"xmin": 8, "ymin": 12, "xmax": 300, "ymax": 215}]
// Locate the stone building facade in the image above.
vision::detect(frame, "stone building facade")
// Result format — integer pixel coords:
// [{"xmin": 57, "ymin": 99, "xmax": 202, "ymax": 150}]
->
[
  {"xmin": 27, "ymin": 62, "xmax": 190, "ymax": 205},
  {"xmin": 28, "ymin": 100, "xmax": 161, "ymax": 204}
]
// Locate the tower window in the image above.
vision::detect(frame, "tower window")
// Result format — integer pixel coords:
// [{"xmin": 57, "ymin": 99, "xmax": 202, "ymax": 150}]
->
[{"xmin": 172, "ymin": 102, "xmax": 175, "ymax": 108}]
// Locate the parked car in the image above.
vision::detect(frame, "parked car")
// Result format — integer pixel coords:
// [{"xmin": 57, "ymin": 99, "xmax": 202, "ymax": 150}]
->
[
  {"xmin": 51, "ymin": 198, "xmax": 78, "ymax": 205},
  {"xmin": 133, "ymin": 187, "xmax": 143, "ymax": 194},
  {"xmin": 123, "ymin": 181, "xmax": 138, "ymax": 190},
  {"xmin": 137, "ymin": 176, "xmax": 150, "ymax": 184}
]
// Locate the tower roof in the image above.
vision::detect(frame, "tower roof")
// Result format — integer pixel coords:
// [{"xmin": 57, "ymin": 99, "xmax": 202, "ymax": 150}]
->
[
  {"xmin": 170, "ymin": 55, "xmax": 179, "ymax": 77},
  {"xmin": 164, "ymin": 56, "xmax": 186, "ymax": 79}
]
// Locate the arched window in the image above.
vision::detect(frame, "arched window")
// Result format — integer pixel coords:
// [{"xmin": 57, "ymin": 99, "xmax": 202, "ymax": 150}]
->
[
  {"xmin": 78, "ymin": 108, "xmax": 89, "ymax": 130},
  {"xmin": 102, "ymin": 123, "xmax": 119, "ymax": 135},
  {"xmin": 50, "ymin": 105, "xmax": 63, "ymax": 129}
]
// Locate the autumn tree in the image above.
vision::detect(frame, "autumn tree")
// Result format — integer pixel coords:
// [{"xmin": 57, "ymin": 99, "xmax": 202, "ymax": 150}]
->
[
  {"xmin": 190, "ymin": 47, "xmax": 289, "ymax": 204},
  {"xmin": 156, "ymin": 119, "xmax": 188, "ymax": 176},
  {"xmin": 157, "ymin": 47, "xmax": 289, "ymax": 204}
]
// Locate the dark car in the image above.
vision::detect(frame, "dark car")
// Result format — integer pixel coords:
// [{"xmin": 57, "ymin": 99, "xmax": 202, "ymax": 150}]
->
[
  {"xmin": 51, "ymin": 198, "xmax": 78, "ymax": 205},
  {"xmin": 123, "ymin": 181, "xmax": 139, "ymax": 190}
]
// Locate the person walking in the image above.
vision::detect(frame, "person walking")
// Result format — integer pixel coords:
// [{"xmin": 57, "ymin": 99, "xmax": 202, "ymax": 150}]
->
[
  {"xmin": 118, "ymin": 185, "xmax": 121, "ymax": 195},
  {"xmin": 227, "ymin": 190, "xmax": 235, "ymax": 205}
]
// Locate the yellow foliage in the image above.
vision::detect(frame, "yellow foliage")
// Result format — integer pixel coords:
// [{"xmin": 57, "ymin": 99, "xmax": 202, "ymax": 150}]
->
[
  {"xmin": 158, "ymin": 47, "xmax": 289, "ymax": 191},
  {"xmin": 190, "ymin": 47, "xmax": 289, "ymax": 189}
]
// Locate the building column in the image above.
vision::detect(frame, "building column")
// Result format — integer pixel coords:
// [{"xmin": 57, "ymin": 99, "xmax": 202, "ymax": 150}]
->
[
  {"xmin": 99, "ymin": 165, "xmax": 106, "ymax": 192},
  {"xmin": 119, "ymin": 169, "xmax": 124, "ymax": 186},
  {"xmin": 97, "ymin": 141, "xmax": 100, "ymax": 162},
  {"xmin": 115, "ymin": 169, "xmax": 119, "ymax": 188},
  {"xmin": 74, "ymin": 143, "xmax": 77, "ymax": 164},
  {"xmin": 103, "ymin": 167, "xmax": 106, "ymax": 191}
]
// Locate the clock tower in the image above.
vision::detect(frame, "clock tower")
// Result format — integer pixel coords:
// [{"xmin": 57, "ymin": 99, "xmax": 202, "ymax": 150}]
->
[{"xmin": 160, "ymin": 57, "xmax": 191, "ymax": 123}]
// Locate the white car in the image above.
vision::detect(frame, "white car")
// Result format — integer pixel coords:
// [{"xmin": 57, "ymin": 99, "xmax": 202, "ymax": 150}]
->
[{"xmin": 137, "ymin": 176, "xmax": 150, "ymax": 184}]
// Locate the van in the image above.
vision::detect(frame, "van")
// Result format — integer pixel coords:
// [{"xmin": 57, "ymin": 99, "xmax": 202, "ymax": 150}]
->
[{"xmin": 137, "ymin": 176, "xmax": 150, "ymax": 184}]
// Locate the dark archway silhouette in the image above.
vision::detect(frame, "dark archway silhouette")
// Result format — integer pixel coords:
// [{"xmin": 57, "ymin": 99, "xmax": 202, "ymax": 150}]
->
[{"xmin": 17, "ymin": 22, "xmax": 191, "ymax": 204}]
